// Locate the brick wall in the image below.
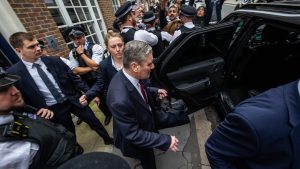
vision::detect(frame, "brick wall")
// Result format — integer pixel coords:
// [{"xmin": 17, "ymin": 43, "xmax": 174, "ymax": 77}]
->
[
  {"xmin": 97, "ymin": 0, "xmax": 115, "ymax": 31},
  {"xmin": 8, "ymin": 0, "xmax": 70, "ymax": 57},
  {"xmin": 96, "ymin": 0, "xmax": 128, "ymax": 31},
  {"xmin": 120, "ymin": 0, "xmax": 127, "ymax": 4}
]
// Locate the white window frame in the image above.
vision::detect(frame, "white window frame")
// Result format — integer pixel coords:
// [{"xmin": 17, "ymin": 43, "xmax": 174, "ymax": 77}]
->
[
  {"xmin": 112, "ymin": 0, "xmax": 121, "ymax": 13},
  {"xmin": 45, "ymin": 0, "xmax": 107, "ymax": 49}
]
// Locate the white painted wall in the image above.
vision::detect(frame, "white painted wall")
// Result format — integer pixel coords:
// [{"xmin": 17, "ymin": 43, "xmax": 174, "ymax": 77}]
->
[{"xmin": 0, "ymin": 0, "xmax": 26, "ymax": 41}]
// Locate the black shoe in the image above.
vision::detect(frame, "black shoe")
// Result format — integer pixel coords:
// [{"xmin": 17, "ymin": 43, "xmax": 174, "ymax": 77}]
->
[
  {"xmin": 76, "ymin": 118, "xmax": 83, "ymax": 125},
  {"xmin": 75, "ymin": 143, "xmax": 84, "ymax": 155},
  {"xmin": 104, "ymin": 116, "xmax": 112, "ymax": 126},
  {"xmin": 104, "ymin": 138, "xmax": 113, "ymax": 145}
]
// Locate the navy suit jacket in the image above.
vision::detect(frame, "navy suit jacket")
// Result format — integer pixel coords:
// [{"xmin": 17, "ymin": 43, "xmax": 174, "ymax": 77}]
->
[
  {"xmin": 205, "ymin": 80, "xmax": 300, "ymax": 169},
  {"xmin": 86, "ymin": 55, "xmax": 118, "ymax": 101},
  {"xmin": 7, "ymin": 56, "xmax": 89, "ymax": 109},
  {"xmin": 107, "ymin": 71, "xmax": 171, "ymax": 158}
]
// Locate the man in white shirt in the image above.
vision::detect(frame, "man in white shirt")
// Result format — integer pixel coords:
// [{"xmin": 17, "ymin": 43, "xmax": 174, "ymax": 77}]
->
[{"xmin": 7, "ymin": 32, "xmax": 113, "ymax": 145}]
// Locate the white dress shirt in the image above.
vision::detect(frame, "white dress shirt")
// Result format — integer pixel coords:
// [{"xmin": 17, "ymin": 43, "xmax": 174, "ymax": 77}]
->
[
  {"xmin": 147, "ymin": 27, "xmax": 173, "ymax": 42},
  {"xmin": 170, "ymin": 21, "xmax": 195, "ymax": 43},
  {"xmin": 121, "ymin": 26, "xmax": 158, "ymax": 46},
  {"xmin": 22, "ymin": 58, "xmax": 65, "ymax": 106},
  {"xmin": 0, "ymin": 114, "xmax": 39, "ymax": 169}
]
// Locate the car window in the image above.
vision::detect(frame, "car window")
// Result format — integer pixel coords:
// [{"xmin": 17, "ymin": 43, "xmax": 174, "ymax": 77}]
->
[
  {"xmin": 229, "ymin": 22, "xmax": 300, "ymax": 102},
  {"xmin": 248, "ymin": 24, "xmax": 266, "ymax": 48},
  {"xmin": 162, "ymin": 24, "xmax": 236, "ymax": 74}
]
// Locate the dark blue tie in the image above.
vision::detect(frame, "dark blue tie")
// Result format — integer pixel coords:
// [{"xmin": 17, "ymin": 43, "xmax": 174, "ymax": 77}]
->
[{"xmin": 33, "ymin": 63, "xmax": 64, "ymax": 103}]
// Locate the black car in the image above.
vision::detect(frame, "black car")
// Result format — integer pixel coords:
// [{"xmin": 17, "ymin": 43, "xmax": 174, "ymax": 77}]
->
[{"xmin": 154, "ymin": 1, "xmax": 300, "ymax": 116}]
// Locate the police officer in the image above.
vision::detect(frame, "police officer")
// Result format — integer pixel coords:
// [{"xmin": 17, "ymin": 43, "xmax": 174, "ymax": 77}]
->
[
  {"xmin": 0, "ymin": 70, "xmax": 82, "ymax": 169},
  {"xmin": 66, "ymin": 27, "xmax": 112, "ymax": 126},
  {"xmin": 170, "ymin": 4, "xmax": 197, "ymax": 43},
  {"xmin": 66, "ymin": 27, "xmax": 104, "ymax": 87},
  {"xmin": 115, "ymin": 1, "xmax": 158, "ymax": 46},
  {"xmin": 142, "ymin": 11, "xmax": 172, "ymax": 58}
]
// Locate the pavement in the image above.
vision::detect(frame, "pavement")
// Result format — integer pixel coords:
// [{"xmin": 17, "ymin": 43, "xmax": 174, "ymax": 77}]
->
[
  {"xmin": 224, "ymin": 0, "xmax": 239, "ymax": 5},
  {"xmin": 75, "ymin": 103, "xmax": 218, "ymax": 169}
]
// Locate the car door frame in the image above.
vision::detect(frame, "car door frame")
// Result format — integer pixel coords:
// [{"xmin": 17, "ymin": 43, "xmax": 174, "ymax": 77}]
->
[{"xmin": 155, "ymin": 22, "xmax": 238, "ymax": 108}]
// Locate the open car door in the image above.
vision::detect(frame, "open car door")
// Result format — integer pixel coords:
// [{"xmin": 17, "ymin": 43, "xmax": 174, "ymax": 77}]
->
[{"xmin": 155, "ymin": 22, "xmax": 236, "ymax": 107}]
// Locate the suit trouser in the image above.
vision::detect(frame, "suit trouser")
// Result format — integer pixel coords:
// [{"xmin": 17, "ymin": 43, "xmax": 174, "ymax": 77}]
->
[
  {"xmin": 98, "ymin": 93, "xmax": 112, "ymax": 117},
  {"xmin": 49, "ymin": 100, "xmax": 111, "ymax": 142},
  {"xmin": 137, "ymin": 149, "xmax": 156, "ymax": 169}
]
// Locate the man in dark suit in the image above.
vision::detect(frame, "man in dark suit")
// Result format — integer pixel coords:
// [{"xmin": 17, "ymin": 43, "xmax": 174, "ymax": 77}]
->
[
  {"xmin": 205, "ymin": 80, "xmax": 300, "ymax": 169},
  {"xmin": 106, "ymin": 40, "xmax": 179, "ymax": 169},
  {"xmin": 7, "ymin": 32, "xmax": 113, "ymax": 145}
]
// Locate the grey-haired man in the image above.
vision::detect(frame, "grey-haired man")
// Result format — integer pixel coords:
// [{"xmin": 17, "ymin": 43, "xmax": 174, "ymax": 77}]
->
[{"xmin": 107, "ymin": 40, "xmax": 178, "ymax": 169}]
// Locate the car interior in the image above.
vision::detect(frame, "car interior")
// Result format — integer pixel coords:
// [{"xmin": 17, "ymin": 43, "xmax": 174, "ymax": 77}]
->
[{"xmin": 223, "ymin": 23, "xmax": 300, "ymax": 111}]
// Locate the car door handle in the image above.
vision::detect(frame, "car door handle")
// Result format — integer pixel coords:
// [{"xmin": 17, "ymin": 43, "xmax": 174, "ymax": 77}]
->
[{"xmin": 176, "ymin": 77, "xmax": 210, "ymax": 94}]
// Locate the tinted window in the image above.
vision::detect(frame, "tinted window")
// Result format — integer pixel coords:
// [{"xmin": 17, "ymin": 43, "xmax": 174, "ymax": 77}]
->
[{"xmin": 163, "ymin": 25, "xmax": 236, "ymax": 74}]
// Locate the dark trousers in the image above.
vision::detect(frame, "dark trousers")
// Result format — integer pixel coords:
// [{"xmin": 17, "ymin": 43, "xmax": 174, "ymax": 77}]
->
[
  {"xmin": 137, "ymin": 149, "xmax": 157, "ymax": 169},
  {"xmin": 98, "ymin": 93, "xmax": 112, "ymax": 117},
  {"xmin": 49, "ymin": 100, "xmax": 111, "ymax": 142}
]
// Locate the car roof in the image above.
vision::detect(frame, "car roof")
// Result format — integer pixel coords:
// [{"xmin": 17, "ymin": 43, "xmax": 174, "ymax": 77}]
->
[{"xmin": 232, "ymin": 2, "xmax": 300, "ymax": 25}]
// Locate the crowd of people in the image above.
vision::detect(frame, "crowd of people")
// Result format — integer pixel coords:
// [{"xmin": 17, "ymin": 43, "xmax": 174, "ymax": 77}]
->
[{"xmin": 1, "ymin": 0, "xmax": 299, "ymax": 169}]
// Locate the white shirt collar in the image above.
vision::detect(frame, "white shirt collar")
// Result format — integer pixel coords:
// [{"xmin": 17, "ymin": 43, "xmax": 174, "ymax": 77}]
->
[
  {"xmin": 148, "ymin": 27, "xmax": 156, "ymax": 31},
  {"xmin": 111, "ymin": 56, "xmax": 123, "ymax": 71},
  {"xmin": 184, "ymin": 21, "xmax": 195, "ymax": 28},
  {"xmin": 22, "ymin": 58, "xmax": 42, "ymax": 69},
  {"xmin": 122, "ymin": 69, "xmax": 139, "ymax": 88}
]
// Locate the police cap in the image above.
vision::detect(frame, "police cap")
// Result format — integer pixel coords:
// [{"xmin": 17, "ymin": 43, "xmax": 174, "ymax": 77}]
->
[
  {"xmin": 142, "ymin": 11, "xmax": 156, "ymax": 24},
  {"xmin": 180, "ymin": 4, "xmax": 196, "ymax": 17},
  {"xmin": 115, "ymin": 1, "xmax": 133, "ymax": 20},
  {"xmin": 63, "ymin": 26, "xmax": 86, "ymax": 39},
  {"xmin": 0, "ymin": 68, "xmax": 20, "ymax": 89}
]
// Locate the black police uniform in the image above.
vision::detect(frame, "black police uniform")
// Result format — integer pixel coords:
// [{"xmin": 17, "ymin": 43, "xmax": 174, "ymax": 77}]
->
[
  {"xmin": 179, "ymin": 5, "xmax": 198, "ymax": 33},
  {"xmin": 143, "ymin": 11, "xmax": 164, "ymax": 58},
  {"xmin": 115, "ymin": 2, "xmax": 136, "ymax": 43}
]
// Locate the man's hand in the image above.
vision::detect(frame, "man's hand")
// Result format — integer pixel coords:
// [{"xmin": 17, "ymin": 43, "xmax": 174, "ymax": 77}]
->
[
  {"xmin": 158, "ymin": 89, "xmax": 168, "ymax": 99},
  {"xmin": 76, "ymin": 45, "xmax": 85, "ymax": 55},
  {"xmin": 93, "ymin": 97, "xmax": 100, "ymax": 106},
  {"xmin": 36, "ymin": 108, "xmax": 54, "ymax": 120},
  {"xmin": 79, "ymin": 95, "xmax": 88, "ymax": 106},
  {"xmin": 169, "ymin": 135, "xmax": 179, "ymax": 152}
]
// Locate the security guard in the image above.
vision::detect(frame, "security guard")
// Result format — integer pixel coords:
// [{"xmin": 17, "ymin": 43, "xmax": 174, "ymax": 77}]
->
[
  {"xmin": 170, "ymin": 4, "xmax": 197, "ymax": 43},
  {"xmin": 142, "ymin": 11, "xmax": 172, "ymax": 58},
  {"xmin": 115, "ymin": 1, "xmax": 158, "ymax": 46}
]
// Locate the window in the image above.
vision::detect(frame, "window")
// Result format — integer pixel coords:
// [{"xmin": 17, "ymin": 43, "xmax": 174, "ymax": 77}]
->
[
  {"xmin": 45, "ymin": 0, "xmax": 106, "ymax": 49},
  {"xmin": 112, "ymin": 0, "xmax": 120, "ymax": 13}
]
